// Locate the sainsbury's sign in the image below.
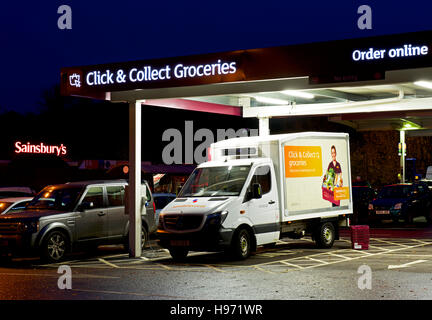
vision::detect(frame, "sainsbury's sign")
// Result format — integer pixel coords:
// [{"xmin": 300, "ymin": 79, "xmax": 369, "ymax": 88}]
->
[{"xmin": 15, "ymin": 142, "xmax": 67, "ymax": 156}]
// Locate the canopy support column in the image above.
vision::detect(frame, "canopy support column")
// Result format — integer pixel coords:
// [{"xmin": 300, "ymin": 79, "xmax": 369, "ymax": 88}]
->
[
  {"xmin": 400, "ymin": 130, "xmax": 406, "ymax": 183},
  {"xmin": 258, "ymin": 117, "xmax": 270, "ymax": 136},
  {"xmin": 128, "ymin": 100, "xmax": 142, "ymax": 258}
]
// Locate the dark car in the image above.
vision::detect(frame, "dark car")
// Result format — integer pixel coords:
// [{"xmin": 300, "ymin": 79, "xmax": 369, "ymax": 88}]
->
[
  {"xmin": 352, "ymin": 186, "xmax": 376, "ymax": 224},
  {"xmin": 0, "ymin": 180, "xmax": 156, "ymax": 262},
  {"xmin": 368, "ymin": 182, "xmax": 432, "ymax": 224},
  {"xmin": 421, "ymin": 179, "xmax": 432, "ymax": 190}
]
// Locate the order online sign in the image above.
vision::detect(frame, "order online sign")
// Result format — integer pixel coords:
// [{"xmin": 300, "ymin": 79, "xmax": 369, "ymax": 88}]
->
[{"xmin": 284, "ymin": 146, "xmax": 323, "ymax": 178}]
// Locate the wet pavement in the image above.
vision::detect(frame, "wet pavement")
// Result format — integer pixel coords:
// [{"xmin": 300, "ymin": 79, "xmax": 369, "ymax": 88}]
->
[{"xmin": 0, "ymin": 223, "xmax": 431, "ymax": 300}]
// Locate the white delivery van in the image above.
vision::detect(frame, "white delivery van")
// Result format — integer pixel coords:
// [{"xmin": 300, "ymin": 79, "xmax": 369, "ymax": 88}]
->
[{"xmin": 157, "ymin": 132, "xmax": 352, "ymax": 260}]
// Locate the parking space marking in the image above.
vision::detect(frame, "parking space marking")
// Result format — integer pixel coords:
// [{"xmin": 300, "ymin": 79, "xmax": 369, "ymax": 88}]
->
[
  {"xmin": 98, "ymin": 258, "xmax": 120, "ymax": 268},
  {"xmin": 372, "ymin": 239, "xmax": 410, "ymax": 247},
  {"xmin": 307, "ymin": 257, "xmax": 329, "ymax": 264},
  {"xmin": 279, "ymin": 260, "xmax": 304, "ymax": 269},
  {"xmin": 388, "ymin": 260, "xmax": 428, "ymax": 269},
  {"xmin": 33, "ymin": 237, "xmax": 432, "ymax": 274},
  {"xmin": 253, "ymin": 266, "xmax": 275, "ymax": 274},
  {"xmin": 327, "ymin": 252, "xmax": 354, "ymax": 260},
  {"xmin": 71, "ymin": 288, "xmax": 191, "ymax": 299},
  {"xmin": 204, "ymin": 264, "xmax": 225, "ymax": 272},
  {"xmin": 155, "ymin": 262, "xmax": 173, "ymax": 270},
  {"xmin": 411, "ymin": 239, "xmax": 432, "ymax": 244},
  {"xmin": 0, "ymin": 272, "xmax": 120, "ymax": 279},
  {"xmin": 251, "ymin": 238, "xmax": 432, "ymax": 273}
]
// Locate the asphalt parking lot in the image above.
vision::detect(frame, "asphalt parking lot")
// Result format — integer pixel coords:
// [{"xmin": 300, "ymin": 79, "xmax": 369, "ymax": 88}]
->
[
  {"xmin": 0, "ymin": 224, "xmax": 431, "ymax": 300},
  {"xmin": 33, "ymin": 235, "xmax": 432, "ymax": 275}
]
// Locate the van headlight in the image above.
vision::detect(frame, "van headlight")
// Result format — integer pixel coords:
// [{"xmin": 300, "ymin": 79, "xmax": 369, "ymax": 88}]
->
[{"xmin": 207, "ymin": 210, "xmax": 229, "ymax": 225}]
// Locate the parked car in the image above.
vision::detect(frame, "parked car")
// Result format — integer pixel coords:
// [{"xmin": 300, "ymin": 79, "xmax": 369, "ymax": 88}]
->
[
  {"xmin": 153, "ymin": 193, "xmax": 176, "ymax": 222},
  {"xmin": 421, "ymin": 179, "xmax": 432, "ymax": 190},
  {"xmin": 368, "ymin": 182, "xmax": 432, "ymax": 224},
  {"xmin": 0, "ymin": 180, "xmax": 156, "ymax": 262},
  {"xmin": 0, "ymin": 197, "xmax": 33, "ymax": 215},
  {"xmin": 352, "ymin": 186, "xmax": 376, "ymax": 224},
  {"xmin": 0, "ymin": 187, "xmax": 35, "ymax": 199}
]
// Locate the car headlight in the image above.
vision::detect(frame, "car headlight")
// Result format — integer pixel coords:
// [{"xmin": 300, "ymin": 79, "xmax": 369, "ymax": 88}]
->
[
  {"xmin": 368, "ymin": 204, "xmax": 374, "ymax": 210},
  {"xmin": 17, "ymin": 221, "xmax": 39, "ymax": 233},
  {"xmin": 394, "ymin": 203, "xmax": 402, "ymax": 210}
]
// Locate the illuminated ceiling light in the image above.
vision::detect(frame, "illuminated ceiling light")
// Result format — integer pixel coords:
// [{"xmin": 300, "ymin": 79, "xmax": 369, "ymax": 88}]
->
[
  {"xmin": 281, "ymin": 90, "xmax": 315, "ymax": 99},
  {"xmin": 401, "ymin": 119, "xmax": 422, "ymax": 131},
  {"xmin": 254, "ymin": 96, "xmax": 289, "ymax": 105},
  {"xmin": 414, "ymin": 81, "xmax": 432, "ymax": 90}
]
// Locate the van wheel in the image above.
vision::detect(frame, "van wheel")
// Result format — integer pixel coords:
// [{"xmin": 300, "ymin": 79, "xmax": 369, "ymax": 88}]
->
[
  {"xmin": 41, "ymin": 230, "xmax": 69, "ymax": 263},
  {"xmin": 169, "ymin": 247, "xmax": 189, "ymax": 261},
  {"xmin": 230, "ymin": 228, "xmax": 252, "ymax": 260},
  {"xmin": 314, "ymin": 222, "xmax": 335, "ymax": 249}
]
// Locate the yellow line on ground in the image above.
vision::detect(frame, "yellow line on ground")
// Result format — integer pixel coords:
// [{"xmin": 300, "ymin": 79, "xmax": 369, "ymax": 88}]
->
[
  {"xmin": 253, "ymin": 266, "xmax": 275, "ymax": 274},
  {"xmin": 372, "ymin": 239, "xmax": 410, "ymax": 247},
  {"xmin": 204, "ymin": 264, "xmax": 225, "ymax": 272},
  {"xmin": 97, "ymin": 258, "xmax": 120, "ymax": 268},
  {"xmin": 279, "ymin": 261, "xmax": 304, "ymax": 269},
  {"xmin": 0, "ymin": 272, "xmax": 119, "ymax": 279},
  {"xmin": 71, "ymin": 288, "xmax": 190, "ymax": 299},
  {"xmin": 306, "ymin": 257, "xmax": 329, "ymax": 264}
]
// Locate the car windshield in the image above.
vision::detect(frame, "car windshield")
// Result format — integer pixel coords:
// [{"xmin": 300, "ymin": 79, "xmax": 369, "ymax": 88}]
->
[
  {"xmin": 378, "ymin": 185, "xmax": 411, "ymax": 199},
  {"xmin": 0, "ymin": 202, "xmax": 13, "ymax": 214},
  {"xmin": 179, "ymin": 165, "xmax": 251, "ymax": 197},
  {"xmin": 26, "ymin": 187, "xmax": 83, "ymax": 211}
]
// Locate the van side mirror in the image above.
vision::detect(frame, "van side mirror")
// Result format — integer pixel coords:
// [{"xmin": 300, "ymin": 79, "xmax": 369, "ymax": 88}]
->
[
  {"xmin": 252, "ymin": 183, "xmax": 262, "ymax": 199},
  {"xmin": 78, "ymin": 201, "xmax": 94, "ymax": 211}
]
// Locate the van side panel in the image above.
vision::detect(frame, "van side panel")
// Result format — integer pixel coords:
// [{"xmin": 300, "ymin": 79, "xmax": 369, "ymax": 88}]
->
[{"xmin": 280, "ymin": 134, "xmax": 352, "ymax": 221}]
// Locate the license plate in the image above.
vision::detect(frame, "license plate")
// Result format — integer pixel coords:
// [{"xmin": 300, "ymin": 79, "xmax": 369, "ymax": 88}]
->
[
  {"xmin": 376, "ymin": 210, "xmax": 389, "ymax": 215},
  {"xmin": 170, "ymin": 240, "xmax": 190, "ymax": 247}
]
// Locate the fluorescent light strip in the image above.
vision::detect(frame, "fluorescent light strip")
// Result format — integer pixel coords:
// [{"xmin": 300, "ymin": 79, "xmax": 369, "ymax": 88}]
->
[
  {"xmin": 254, "ymin": 96, "xmax": 289, "ymax": 105},
  {"xmin": 281, "ymin": 90, "xmax": 315, "ymax": 99},
  {"xmin": 414, "ymin": 81, "xmax": 432, "ymax": 90}
]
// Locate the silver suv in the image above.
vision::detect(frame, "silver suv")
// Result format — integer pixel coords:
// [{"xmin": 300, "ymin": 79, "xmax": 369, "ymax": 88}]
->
[{"xmin": 0, "ymin": 180, "xmax": 156, "ymax": 262}]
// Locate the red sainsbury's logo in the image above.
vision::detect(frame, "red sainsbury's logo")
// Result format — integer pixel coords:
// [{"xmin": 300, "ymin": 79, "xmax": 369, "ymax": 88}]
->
[{"xmin": 15, "ymin": 141, "xmax": 67, "ymax": 156}]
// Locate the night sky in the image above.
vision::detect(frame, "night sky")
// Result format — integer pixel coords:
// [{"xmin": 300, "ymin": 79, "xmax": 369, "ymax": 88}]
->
[{"xmin": 2, "ymin": 1, "xmax": 432, "ymax": 113}]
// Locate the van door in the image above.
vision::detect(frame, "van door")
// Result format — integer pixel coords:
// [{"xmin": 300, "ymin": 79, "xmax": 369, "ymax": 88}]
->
[
  {"xmin": 242, "ymin": 164, "xmax": 280, "ymax": 245},
  {"xmin": 106, "ymin": 185, "xmax": 127, "ymax": 239},
  {"xmin": 75, "ymin": 186, "xmax": 108, "ymax": 242}
]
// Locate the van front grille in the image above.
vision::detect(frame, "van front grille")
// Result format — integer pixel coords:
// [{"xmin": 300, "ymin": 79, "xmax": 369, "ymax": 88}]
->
[{"xmin": 163, "ymin": 214, "xmax": 204, "ymax": 232}]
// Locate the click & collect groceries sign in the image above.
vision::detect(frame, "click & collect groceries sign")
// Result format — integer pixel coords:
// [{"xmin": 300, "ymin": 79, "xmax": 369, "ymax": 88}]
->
[
  {"xmin": 284, "ymin": 146, "xmax": 323, "ymax": 178},
  {"xmin": 85, "ymin": 60, "xmax": 237, "ymax": 87}
]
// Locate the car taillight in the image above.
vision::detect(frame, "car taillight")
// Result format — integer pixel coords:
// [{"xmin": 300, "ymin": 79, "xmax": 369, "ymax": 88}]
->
[{"xmin": 153, "ymin": 201, "xmax": 156, "ymax": 215}]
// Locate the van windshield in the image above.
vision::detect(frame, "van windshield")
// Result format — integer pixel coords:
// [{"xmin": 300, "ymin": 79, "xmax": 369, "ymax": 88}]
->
[
  {"xmin": 26, "ymin": 187, "xmax": 83, "ymax": 211},
  {"xmin": 179, "ymin": 165, "xmax": 251, "ymax": 197}
]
